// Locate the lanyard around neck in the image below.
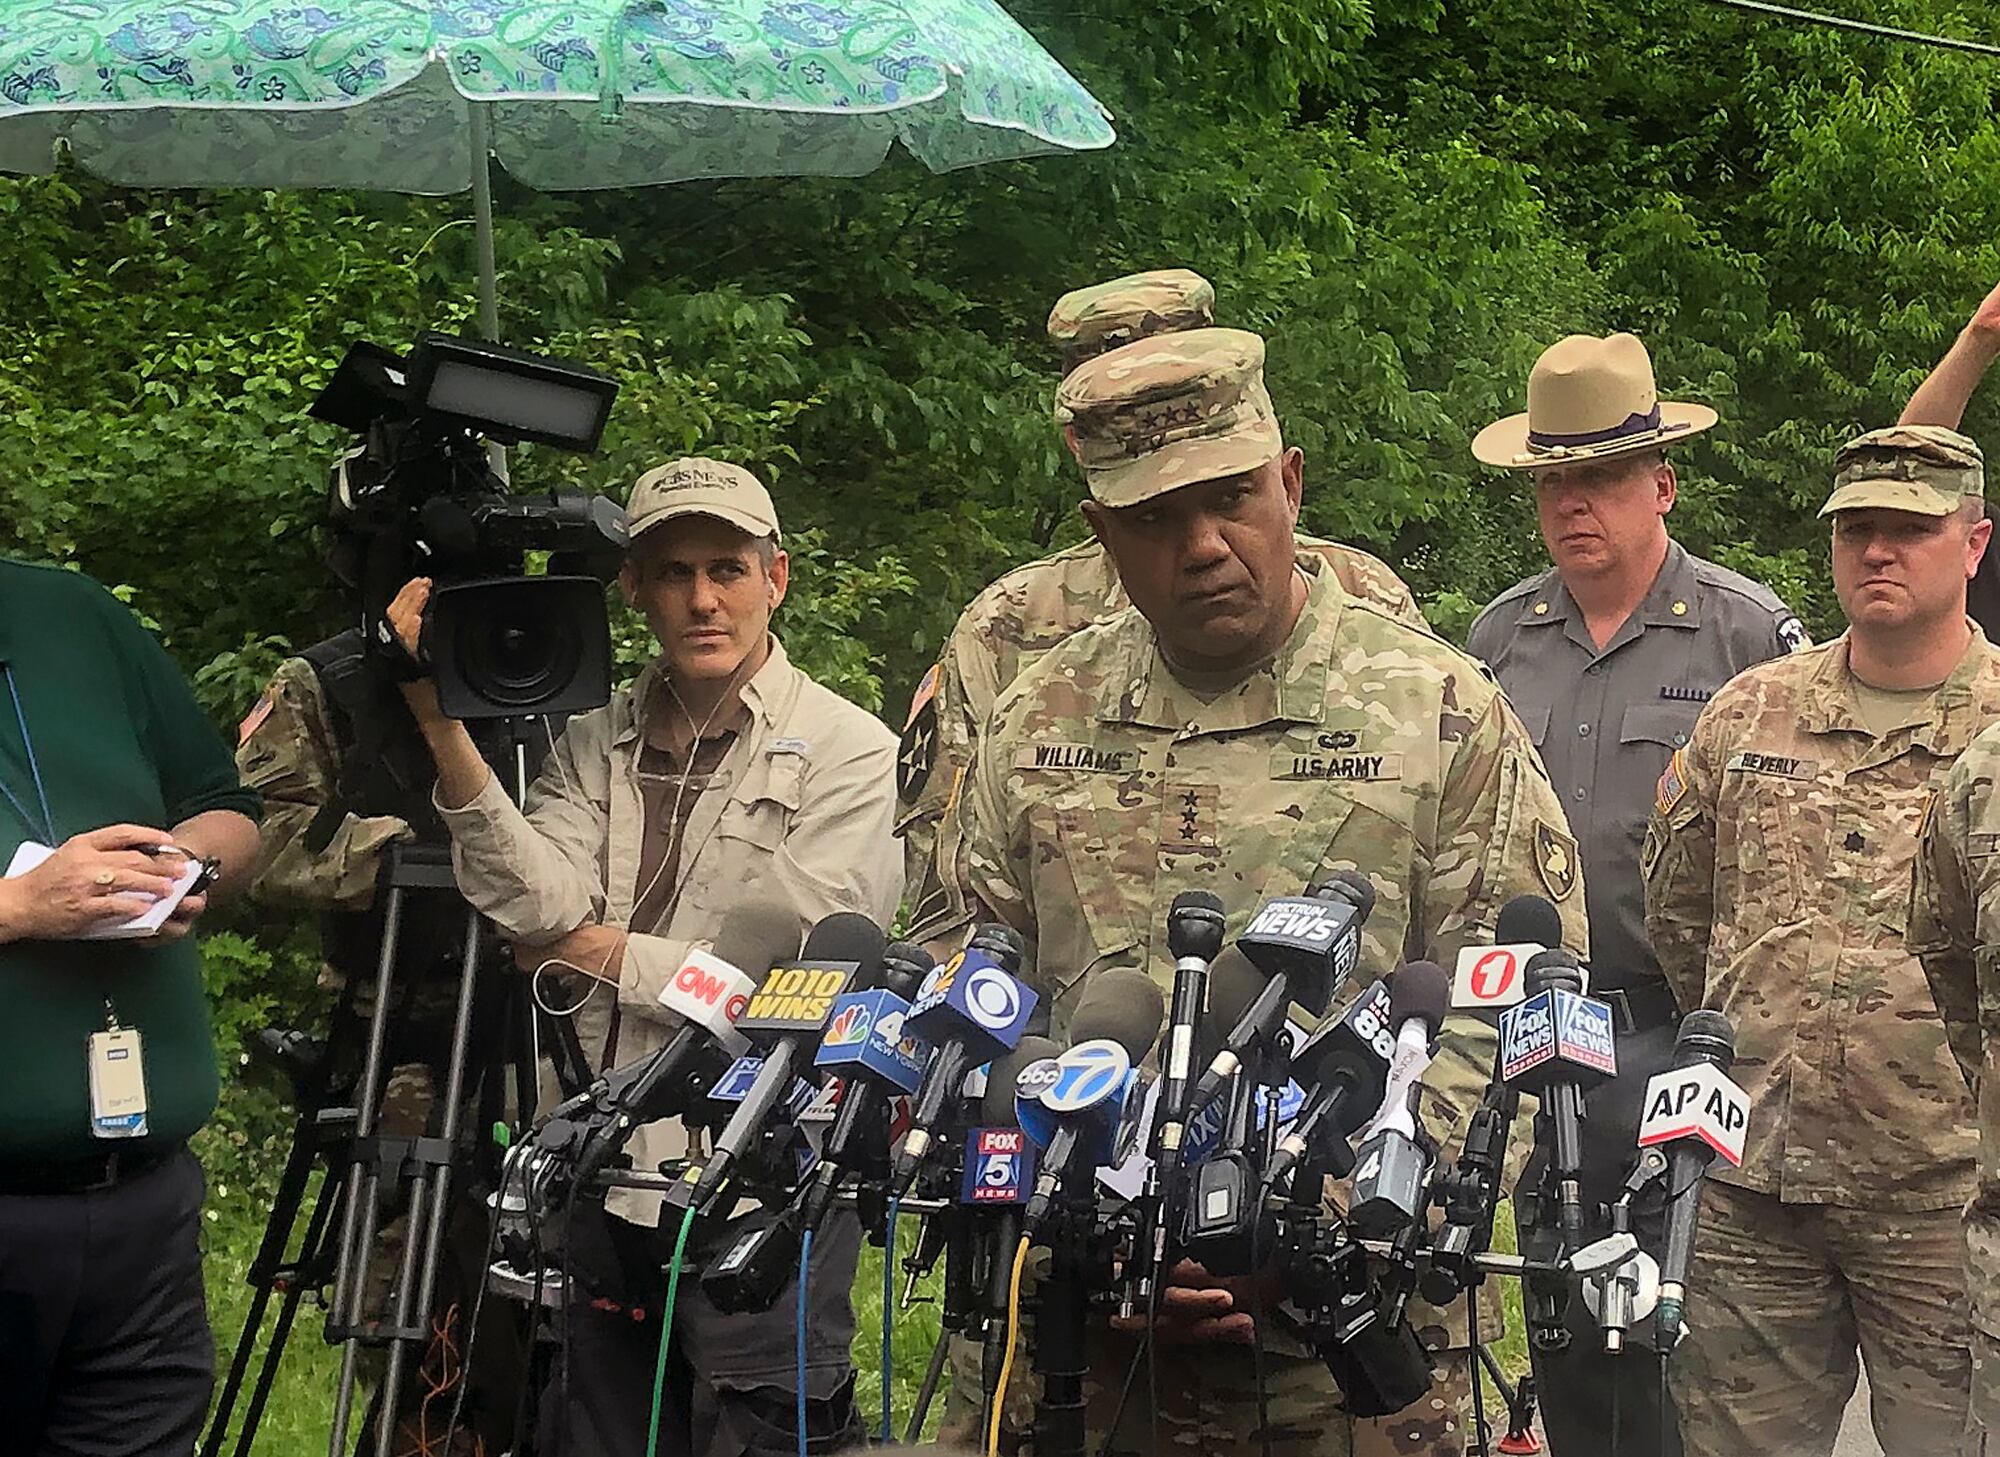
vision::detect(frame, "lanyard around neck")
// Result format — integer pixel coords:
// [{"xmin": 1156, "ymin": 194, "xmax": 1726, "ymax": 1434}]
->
[{"xmin": 0, "ymin": 665, "xmax": 56, "ymax": 846}]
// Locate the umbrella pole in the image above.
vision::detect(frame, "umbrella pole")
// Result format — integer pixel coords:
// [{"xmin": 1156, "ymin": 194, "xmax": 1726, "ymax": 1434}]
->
[{"xmin": 469, "ymin": 100, "xmax": 500, "ymax": 343}]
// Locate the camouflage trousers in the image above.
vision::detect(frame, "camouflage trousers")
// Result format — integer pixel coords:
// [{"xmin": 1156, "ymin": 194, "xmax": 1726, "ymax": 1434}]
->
[
  {"xmin": 1669, "ymin": 1181, "xmax": 1970, "ymax": 1457},
  {"xmin": 1966, "ymin": 1330, "xmax": 2000, "ymax": 1456},
  {"xmin": 936, "ymin": 1327, "xmax": 1475, "ymax": 1455}
]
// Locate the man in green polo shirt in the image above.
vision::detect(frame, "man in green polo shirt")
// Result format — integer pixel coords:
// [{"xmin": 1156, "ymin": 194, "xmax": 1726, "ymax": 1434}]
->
[{"xmin": 0, "ymin": 557, "xmax": 260, "ymax": 1455}]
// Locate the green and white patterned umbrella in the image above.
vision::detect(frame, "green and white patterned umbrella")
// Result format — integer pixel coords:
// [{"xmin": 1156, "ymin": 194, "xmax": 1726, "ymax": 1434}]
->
[{"xmin": 0, "ymin": 0, "xmax": 1113, "ymax": 330}]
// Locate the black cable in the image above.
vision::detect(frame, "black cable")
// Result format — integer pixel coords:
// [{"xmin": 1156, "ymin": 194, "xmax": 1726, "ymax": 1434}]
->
[
  {"xmin": 1147, "ymin": 1262, "xmax": 1161, "ymax": 1457},
  {"xmin": 1661, "ymin": 1351, "xmax": 1671, "ymax": 1457},
  {"xmin": 1249, "ymin": 1198, "xmax": 1272, "ymax": 1457},
  {"xmin": 1695, "ymin": 0, "xmax": 2000, "ymax": 55},
  {"xmin": 1467, "ymin": 1285, "xmax": 1490, "ymax": 1457},
  {"xmin": 1093, "ymin": 1329, "xmax": 1150, "ymax": 1457},
  {"xmin": 441, "ymin": 1178, "xmax": 507, "ymax": 1453},
  {"xmin": 1612, "ymin": 1352, "xmax": 1622, "ymax": 1456}
]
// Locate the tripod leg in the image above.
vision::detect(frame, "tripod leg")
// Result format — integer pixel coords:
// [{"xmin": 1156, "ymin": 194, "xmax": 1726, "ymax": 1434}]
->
[
  {"xmin": 231, "ymin": 1161, "xmax": 344, "ymax": 1457},
  {"xmin": 374, "ymin": 905, "xmax": 484, "ymax": 1457},
  {"xmin": 207, "ymin": 1081, "xmax": 335, "ymax": 1449},
  {"xmin": 329, "ymin": 884, "xmax": 407, "ymax": 1457}
]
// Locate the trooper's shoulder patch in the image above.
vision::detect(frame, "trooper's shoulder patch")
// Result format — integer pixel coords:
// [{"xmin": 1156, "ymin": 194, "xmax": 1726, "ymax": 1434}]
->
[
  {"xmin": 1655, "ymin": 747, "xmax": 1690, "ymax": 816},
  {"xmin": 1776, "ymin": 615, "xmax": 1811, "ymax": 654},
  {"xmin": 1532, "ymin": 819, "xmax": 1578, "ymax": 902}
]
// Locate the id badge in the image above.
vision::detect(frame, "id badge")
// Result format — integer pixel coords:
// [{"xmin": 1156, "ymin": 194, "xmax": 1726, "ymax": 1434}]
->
[{"xmin": 87, "ymin": 1028, "xmax": 149, "ymax": 1139}]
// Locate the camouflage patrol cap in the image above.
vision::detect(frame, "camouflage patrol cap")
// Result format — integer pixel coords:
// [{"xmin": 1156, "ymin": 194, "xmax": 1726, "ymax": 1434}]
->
[
  {"xmin": 1055, "ymin": 327, "xmax": 1281, "ymax": 509},
  {"xmin": 1818, "ymin": 425, "xmax": 1986, "ymax": 518},
  {"xmin": 1047, "ymin": 268, "xmax": 1216, "ymax": 370},
  {"xmin": 627, "ymin": 456, "xmax": 781, "ymax": 543}
]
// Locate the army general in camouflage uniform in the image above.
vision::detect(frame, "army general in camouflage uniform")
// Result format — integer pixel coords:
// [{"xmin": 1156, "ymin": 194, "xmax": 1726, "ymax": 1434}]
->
[
  {"xmin": 1912, "ymin": 714, "xmax": 2000, "ymax": 1456},
  {"xmin": 898, "ymin": 268, "xmax": 1427, "ymax": 936},
  {"xmin": 939, "ymin": 325, "xmax": 1589, "ymax": 1456},
  {"xmin": 1644, "ymin": 426, "xmax": 1999, "ymax": 1457}
]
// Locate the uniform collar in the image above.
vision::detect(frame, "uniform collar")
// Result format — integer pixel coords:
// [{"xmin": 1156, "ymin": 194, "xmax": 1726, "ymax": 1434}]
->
[
  {"xmin": 1105, "ymin": 559, "xmax": 1339, "ymax": 731},
  {"xmin": 1797, "ymin": 623, "xmax": 1997, "ymax": 757},
  {"xmin": 1514, "ymin": 538, "xmax": 1701, "ymax": 652},
  {"xmin": 615, "ymin": 636, "xmax": 798, "ymax": 748}
]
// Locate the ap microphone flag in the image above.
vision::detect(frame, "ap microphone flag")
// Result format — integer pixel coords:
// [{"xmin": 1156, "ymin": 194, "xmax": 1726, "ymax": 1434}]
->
[{"xmin": 1637, "ymin": 1061, "xmax": 1749, "ymax": 1166}]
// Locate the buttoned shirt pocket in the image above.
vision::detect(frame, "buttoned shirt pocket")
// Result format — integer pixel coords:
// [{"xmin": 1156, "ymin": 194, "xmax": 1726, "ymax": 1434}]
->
[
  {"xmin": 1022, "ymin": 771, "xmax": 1158, "ymax": 1007},
  {"xmin": 685, "ymin": 752, "xmax": 806, "ymax": 916},
  {"xmin": 1716, "ymin": 763, "xmax": 1809, "ymax": 929},
  {"xmin": 1620, "ymin": 703, "xmax": 1697, "ymax": 754},
  {"xmin": 1517, "ymin": 704, "xmax": 1552, "ymax": 751}
]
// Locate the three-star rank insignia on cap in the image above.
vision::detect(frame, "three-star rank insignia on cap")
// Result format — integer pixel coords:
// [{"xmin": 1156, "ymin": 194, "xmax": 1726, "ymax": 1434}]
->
[
  {"xmin": 897, "ymin": 662, "xmax": 940, "ymax": 805},
  {"xmin": 1532, "ymin": 819, "xmax": 1578, "ymax": 902}
]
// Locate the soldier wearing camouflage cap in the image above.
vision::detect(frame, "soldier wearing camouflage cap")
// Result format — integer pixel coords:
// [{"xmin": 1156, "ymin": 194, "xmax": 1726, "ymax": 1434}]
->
[
  {"xmin": 938, "ymin": 326, "xmax": 1588, "ymax": 1457},
  {"xmin": 896, "ymin": 268, "xmax": 1426, "ymax": 952},
  {"xmin": 1464, "ymin": 332, "xmax": 1808, "ymax": 1457},
  {"xmin": 1645, "ymin": 424, "xmax": 1996, "ymax": 1457}
]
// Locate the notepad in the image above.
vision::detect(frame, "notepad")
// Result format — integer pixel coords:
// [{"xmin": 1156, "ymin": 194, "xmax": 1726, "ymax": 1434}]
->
[{"xmin": 6, "ymin": 841, "xmax": 203, "ymax": 940}]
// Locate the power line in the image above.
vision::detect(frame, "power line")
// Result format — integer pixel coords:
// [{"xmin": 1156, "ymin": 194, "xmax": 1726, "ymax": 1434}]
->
[{"xmin": 1695, "ymin": 0, "xmax": 2000, "ymax": 58}]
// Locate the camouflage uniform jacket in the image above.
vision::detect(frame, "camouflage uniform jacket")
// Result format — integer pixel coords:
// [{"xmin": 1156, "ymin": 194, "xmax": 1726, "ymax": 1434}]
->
[
  {"xmin": 237, "ymin": 653, "xmax": 417, "ymax": 911},
  {"xmin": 1911, "ymin": 718, "xmax": 2000, "ymax": 1334},
  {"xmin": 1643, "ymin": 629, "xmax": 2000, "ymax": 1209},
  {"xmin": 902, "ymin": 534, "xmax": 1428, "ymax": 931},
  {"xmin": 953, "ymin": 560, "xmax": 1589, "ymax": 1136},
  {"xmin": 438, "ymin": 638, "xmax": 903, "ymax": 1224}
]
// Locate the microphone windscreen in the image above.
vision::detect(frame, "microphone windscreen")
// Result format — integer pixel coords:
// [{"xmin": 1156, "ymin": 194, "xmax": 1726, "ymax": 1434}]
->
[
  {"xmin": 1495, "ymin": 893, "xmax": 1563, "ymax": 951},
  {"xmin": 1069, "ymin": 968, "xmax": 1166, "ymax": 1062},
  {"xmin": 801, "ymin": 911, "xmax": 889, "ymax": 985},
  {"xmin": 1313, "ymin": 869, "xmax": 1378, "ymax": 919},
  {"xmin": 1523, "ymin": 946, "xmax": 1584, "ymax": 995},
  {"xmin": 981, "ymin": 1034, "xmax": 1062, "ymax": 1124},
  {"xmin": 1674, "ymin": 1009, "xmax": 1736, "ymax": 1069},
  {"xmin": 1387, "ymin": 959, "xmax": 1450, "ymax": 1029},
  {"xmin": 709, "ymin": 900, "xmax": 804, "ymax": 976},
  {"xmin": 1199, "ymin": 947, "xmax": 1268, "ymax": 1064},
  {"xmin": 880, "ymin": 940, "xmax": 936, "ymax": 996}
]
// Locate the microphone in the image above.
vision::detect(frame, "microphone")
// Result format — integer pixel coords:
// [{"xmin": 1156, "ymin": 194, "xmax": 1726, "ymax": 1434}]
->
[
  {"xmin": 1153, "ymin": 890, "xmax": 1228, "ymax": 1177},
  {"xmin": 1013, "ymin": 970, "xmax": 1166, "ymax": 1235},
  {"xmin": 684, "ymin": 912, "xmax": 887, "ymax": 1212},
  {"xmin": 1185, "ymin": 875, "xmax": 1377, "ymax": 1116},
  {"xmin": 1646, "ymin": 1011, "xmax": 1745, "ymax": 1347},
  {"xmin": 888, "ymin": 925, "xmax": 1038, "ymax": 1198},
  {"xmin": 796, "ymin": 942, "xmax": 938, "ymax": 1230},
  {"xmin": 1261, "ymin": 979, "xmax": 1397, "ymax": 1192},
  {"xmin": 565, "ymin": 901, "xmax": 795, "ymax": 1189},
  {"xmin": 1499, "ymin": 948, "xmax": 1617, "ymax": 1247},
  {"xmin": 1452, "ymin": 894, "xmax": 1564, "ymax": 1012},
  {"xmin": 1347, "ymin": 960, "xmax": 1451, "ymax": 1238}
]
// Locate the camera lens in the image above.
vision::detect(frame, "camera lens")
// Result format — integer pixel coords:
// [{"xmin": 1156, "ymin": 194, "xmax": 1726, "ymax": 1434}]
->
[{"xmin": 461, "ymin": 605, "xmax": 583, "ymax": 710}]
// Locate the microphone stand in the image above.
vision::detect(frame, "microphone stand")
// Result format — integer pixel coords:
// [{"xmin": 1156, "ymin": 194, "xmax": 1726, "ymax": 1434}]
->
[{"xmin": 1031, "ymin": 1191, "xmax": 1096, "ymax": 1457}]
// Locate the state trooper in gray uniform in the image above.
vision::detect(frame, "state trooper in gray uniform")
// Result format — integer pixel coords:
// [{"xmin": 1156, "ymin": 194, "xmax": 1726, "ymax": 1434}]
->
[{"xmin": 1465, "ymin": 333, "xmax": 1808, "ymax": 1457}]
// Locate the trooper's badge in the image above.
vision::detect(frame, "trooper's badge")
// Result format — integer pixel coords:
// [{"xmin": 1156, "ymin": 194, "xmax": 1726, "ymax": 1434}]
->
[
  {"xmin": 897, "ymin": 663, "xmax": 941, "ymax": 805},
  {"xmin": 1533, "ymin": 820, "xmax": 1579, "ymax": 902},
  {"xmin": 1777, "ymin": 615, "xmax": 1811, "ymax": 654}
]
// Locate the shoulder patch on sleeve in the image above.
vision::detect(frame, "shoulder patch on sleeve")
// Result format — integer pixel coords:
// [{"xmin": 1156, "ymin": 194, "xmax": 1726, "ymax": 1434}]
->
[
  {"xmin": 896, "ymin": 693, "xmax": 938, "ymax": 805},
  {"xmin": 1776, "ymin": 615, "xmax": 1811, "ymax": 654},
  {"xmin": 1655, "ymin": 746, "xmax": 1690, "ymax": 816},
  {"xmin": 1533, "ymin": 819, "xmax": 1579, "ymax": 902},
  {"xmin": 237, "ymin": 689, "xmax": 277, "ymax": 747},
  {"xmin": 904, "ymin": 661, "xmax": 941, "ymax": 730}
]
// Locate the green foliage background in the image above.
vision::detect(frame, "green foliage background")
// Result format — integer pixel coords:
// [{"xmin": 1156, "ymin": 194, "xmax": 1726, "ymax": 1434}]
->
[{"xmin": 7, "ymin": 0, "xmax": 2000, "ymax": 1444}]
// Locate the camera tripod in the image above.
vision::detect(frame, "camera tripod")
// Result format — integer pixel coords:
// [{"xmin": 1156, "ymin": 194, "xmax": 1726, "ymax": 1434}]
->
[{"xmin": 202, "ymin": 839, "xmax": 590, "ymax": 1457}]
